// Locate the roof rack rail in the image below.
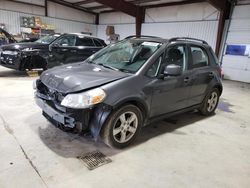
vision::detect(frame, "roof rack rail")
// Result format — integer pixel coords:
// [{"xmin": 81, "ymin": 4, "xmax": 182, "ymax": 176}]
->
[
  {"xmin": 169, "ymin": 37, "xmax": 208, "ymax": 45},
  {"xmin": 125, "ymin": 35, "xmax": 161, "ymax": 39}
]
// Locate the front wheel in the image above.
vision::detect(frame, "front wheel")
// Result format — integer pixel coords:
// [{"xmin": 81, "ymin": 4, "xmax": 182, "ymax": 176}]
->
[
  {"xmin": 100, "ymin": 104, "xmax": 143, "ymax": 148},
  {"xmin": 200, "ymin": 88, "xmax": 220, "ymax": 116}
]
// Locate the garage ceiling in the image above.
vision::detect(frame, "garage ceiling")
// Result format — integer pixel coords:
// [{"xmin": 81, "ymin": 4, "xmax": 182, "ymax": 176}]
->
[
  {"xmin": 9, "ymin": 0, "xmax": 212, "ymax": 14},
  {"xmin": 57, "ymin": 0, "xmax": 209, "ymax": 13}
]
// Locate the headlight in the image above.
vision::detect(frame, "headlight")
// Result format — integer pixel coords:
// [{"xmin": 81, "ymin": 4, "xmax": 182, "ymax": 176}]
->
[{"xmin": 61, "ymin": 88, "xmax": 106, "ymax": 109}]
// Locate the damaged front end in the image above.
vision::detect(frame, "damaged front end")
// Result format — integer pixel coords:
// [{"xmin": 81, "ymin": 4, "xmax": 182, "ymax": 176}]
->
[{"xmin": 34, "ymin": 79, "xmax": 112, "ymax": 139}]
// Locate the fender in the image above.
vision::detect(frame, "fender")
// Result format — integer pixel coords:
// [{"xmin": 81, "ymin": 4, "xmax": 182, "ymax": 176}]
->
[{"xmin": 89, "ymin": 103, "xmax": 113, "ymax": 141}]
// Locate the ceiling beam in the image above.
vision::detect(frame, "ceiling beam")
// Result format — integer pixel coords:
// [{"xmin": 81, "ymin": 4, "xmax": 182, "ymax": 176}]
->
[
  {"xmin": 74, "ymin": 0, "xmax": 96, "ymax": 6},
  {"xmin": 47, "ymin": 0, "xmax": 97, "ymax": 15},
  {"xmin": 94, "ymin": 0, "xmax": 137, "ymax": 17},
  {"xmin": 206, "ymin": 0, "xmax": 227, "ymax": 11},
  {"xmin": 144, "ymin": 0, "xmax": 205, "ymax": 9}
]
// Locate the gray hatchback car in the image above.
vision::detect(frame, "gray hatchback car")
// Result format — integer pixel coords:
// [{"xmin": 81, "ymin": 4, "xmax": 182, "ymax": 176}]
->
[{"xmin": 34, "ymin": 36, "xmax": 223, "ymax": 148}]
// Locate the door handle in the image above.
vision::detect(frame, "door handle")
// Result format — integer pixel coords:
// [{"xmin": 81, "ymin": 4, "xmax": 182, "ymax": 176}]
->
[
  {"xmin": 61, "ymin": 49, "xmax": 68, "ymax": 52},
  {"xmin": 209, "ymin": 72, "xmax": 214, "ymax": 78},
  {"xmin": 70, "ymin": 50, "xmax": 77, "ymax": 52},
  {"xmin": 184, "ymin": 77, "xmax": 190, "ymax": 83}
]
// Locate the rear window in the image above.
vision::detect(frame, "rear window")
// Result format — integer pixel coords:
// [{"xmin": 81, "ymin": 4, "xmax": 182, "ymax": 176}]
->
[
  {"xmin": 76, "ymin": 37, "xmax": 95, "ymax": 46},
  {"xmin": 190, "ymin": 46, "xmax": 209, "ymax": 68},
  {"xmin": 93, "ymin": 39, "xmax": 104, "ymax": 47}
]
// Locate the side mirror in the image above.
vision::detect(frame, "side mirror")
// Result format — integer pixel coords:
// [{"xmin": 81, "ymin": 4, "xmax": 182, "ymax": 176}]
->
[
  {"xmin": 164, "ymin": 64, "xmax": 182, "ymax": 76},
  {"xmin": 52, "ymin": 42, "xmax": 60, "ymax": 48}
]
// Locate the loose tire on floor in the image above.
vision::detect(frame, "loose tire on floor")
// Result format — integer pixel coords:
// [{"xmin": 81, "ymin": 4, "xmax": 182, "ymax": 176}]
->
[
  {"xmin": 100, "ymin": 104, "xmax": 143, "ymax": 148},
  {"xmin": 200, "ymin": 88, "xmax": 220, "ymax": 116}
]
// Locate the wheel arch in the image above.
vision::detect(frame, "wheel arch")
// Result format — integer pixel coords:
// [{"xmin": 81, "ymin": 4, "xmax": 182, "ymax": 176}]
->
[
  {"xmin": 213, "ymin": 84, "xmax": 223, "ymax": 96},
  {"xmin": 20, "ymin": 55, "xmax": 47, "ymax": 71},
  {"xmin": 113, "ymin": 98, "xmax": 149, "ymax": 124}
]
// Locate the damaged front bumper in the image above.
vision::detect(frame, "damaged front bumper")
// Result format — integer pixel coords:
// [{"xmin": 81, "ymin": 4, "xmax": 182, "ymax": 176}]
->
[
  {"xmin": 35, "ymin": 95, "xmax": 112, "ymax": 139},
  {"xmin": 35, "ymin": 97, "xmax": 75, "ymax": 128}
]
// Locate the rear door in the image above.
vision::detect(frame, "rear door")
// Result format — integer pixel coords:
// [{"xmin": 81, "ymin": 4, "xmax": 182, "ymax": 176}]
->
[{"xmin": 187, "ymin": 44, "xmax": 214, "ymax": 106}]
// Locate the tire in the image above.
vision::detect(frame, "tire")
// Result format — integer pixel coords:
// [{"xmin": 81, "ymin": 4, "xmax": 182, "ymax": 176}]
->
[
  {"xmin": 100, "ymin": 104, "xmax": 143, "ymax": 149},
  {"xmin": 199, "ymin": 88, "xmax": 220, "ymax": 116}
]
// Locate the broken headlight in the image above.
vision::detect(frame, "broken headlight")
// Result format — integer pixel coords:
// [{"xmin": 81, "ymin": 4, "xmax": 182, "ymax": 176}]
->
[{"xmin": 61, "ymin": 88, "xmax": 106, "ymax": 109}]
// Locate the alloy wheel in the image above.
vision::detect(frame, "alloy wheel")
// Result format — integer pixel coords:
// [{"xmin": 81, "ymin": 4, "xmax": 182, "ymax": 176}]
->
[
  {"xmin": 207, "ymin": 91, "xmax": 218, "ymax": 112},
  {"xmin": 112, "ymin": 111, "xmax": 138, "ymax": 143}
]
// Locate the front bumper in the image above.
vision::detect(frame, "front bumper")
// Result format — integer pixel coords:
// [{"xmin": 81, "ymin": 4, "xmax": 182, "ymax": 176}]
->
[
  {"xmin": 0, "ymin": 53, "xmax": 21, "ymax": 70},
  {"xmin": 35, "ymin": 97, "xmax": 74, "ymax": 127},
  {"xmin": 35, "ymin": 96, "xmax": 91, "ymax": 129}
]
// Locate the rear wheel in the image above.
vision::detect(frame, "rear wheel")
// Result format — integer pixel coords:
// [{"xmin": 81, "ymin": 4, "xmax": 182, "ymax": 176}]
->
[
  {"xmin": 200, "ymin": 88, "xmax": 220, "ymax": 116},
  {"xmin": 101, "ymin": 104, "xmax": 143, "ymax": 148}
]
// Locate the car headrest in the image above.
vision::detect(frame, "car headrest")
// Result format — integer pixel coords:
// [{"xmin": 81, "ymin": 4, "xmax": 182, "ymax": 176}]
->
[
  {"xmin": 192, "ymin": 50, "xmax": 203, "ymax": 62},
  {"xmin": 139, "ymin": 47, "xmax": 152, "ymax": 60},
  {"xmin": 168, "ymin": 48, "xmax": 182, "ymax": 62}
]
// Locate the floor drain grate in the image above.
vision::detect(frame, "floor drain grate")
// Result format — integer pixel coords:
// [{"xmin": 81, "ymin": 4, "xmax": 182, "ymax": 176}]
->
[{"xmin": 77, "ymin": 151, "xmax": 112, "ymax": 170}]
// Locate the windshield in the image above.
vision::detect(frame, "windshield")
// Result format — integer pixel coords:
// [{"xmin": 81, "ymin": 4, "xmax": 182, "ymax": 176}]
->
[
  {"xmin": 88, "ymin": 39, "xmax": 162, "ymax": 73},
  {"xmin": 35, "ymin": 34, "xmax": 60, "ymax": 44}
]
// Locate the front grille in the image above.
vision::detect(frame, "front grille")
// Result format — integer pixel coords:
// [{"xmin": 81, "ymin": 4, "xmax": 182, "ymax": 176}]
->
[{"xmin": 37, "ymin": 80, "xmax": 64, "ymax": 103}]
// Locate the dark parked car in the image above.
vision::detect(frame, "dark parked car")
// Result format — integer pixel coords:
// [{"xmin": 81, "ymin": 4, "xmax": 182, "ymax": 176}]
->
[
  {"xmin": 34, "ymin": 36, "xmax": 223, "ymax": 148},
  {"xmin": 0, "ymin": 33, "xmax": 106, "ymax": 71}
]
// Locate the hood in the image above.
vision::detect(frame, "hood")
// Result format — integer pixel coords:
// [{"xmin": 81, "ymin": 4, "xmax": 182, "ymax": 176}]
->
[
  {"xmin": 1, "ymin": 42, "xmax": 48, "ymax": 51},
  {"xmin": 40, "ymin": 62, "xmax": 130, "ymax": 94}
]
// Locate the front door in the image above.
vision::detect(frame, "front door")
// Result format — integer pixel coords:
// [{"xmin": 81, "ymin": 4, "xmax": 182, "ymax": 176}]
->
[
  {"xmin": 48, "ymin": 35, "xmax": 76, "ymax": 68},
  {"xmin": 149, "ymin": 43, "xmax": 193, "ymax": 117}
]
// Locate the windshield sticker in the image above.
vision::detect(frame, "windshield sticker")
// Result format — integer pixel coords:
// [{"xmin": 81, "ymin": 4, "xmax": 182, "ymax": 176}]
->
[{"xmin": 142, "ymin": 42, "xmax": 160, "ymax": 47}]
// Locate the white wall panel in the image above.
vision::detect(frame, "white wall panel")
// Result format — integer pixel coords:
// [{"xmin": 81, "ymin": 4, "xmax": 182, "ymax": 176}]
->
[
  {"xmin": 0, "ymin": 0, "xmax": 45, "ymax": 15},
  {"xmin": 99, "ymin": 12, "xmax": 135, "ymax": 24},
  {"xmin": 0, "ymin": 9, "xmax": 97, "ymax": 36},
  {"xmin": 0, "ymin": 0, "xmax": 95, "ymax": 23},
  {"xmin": 47, "ymin": 2, "xmax": 95, "ymax": 24},
  {"xmin": 222, "ymin": 4, "xmax": 250, "ymax": 83},
  {"xmin": 142, "ymin": 21, "xmax": 218, "ymax": 50},
  {"xmin": 145, "ymin": 2, "xmax": 218, "ymax": 23}
]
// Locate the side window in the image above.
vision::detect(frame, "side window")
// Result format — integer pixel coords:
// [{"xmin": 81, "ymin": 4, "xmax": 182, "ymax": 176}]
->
[
  {"xmin": 56, "ymin": 35, "xmax": 76, "ymax": 47},
  {"xmin": 93, "ymin": 39, "xmax": 103, "ymax": 47},
  {"xmin": 76, "ymin": 37, "xmax": 95, "ymax": 46},
  {"xmin": 165, "ymin": 45, "xmax": 187, "ymax": 71},
  {"xmin": 190, "ymin": 46, "xmax": 209, "ymax": 68},
  {"xmin": 146, "ymin": 55, "xmax": 163, "ymax": 78}
]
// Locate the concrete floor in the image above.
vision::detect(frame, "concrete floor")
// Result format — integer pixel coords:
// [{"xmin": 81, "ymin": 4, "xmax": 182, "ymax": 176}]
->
[{"xmin": 0, "ymin": 66, "xmax": 249, "ymax": 188}]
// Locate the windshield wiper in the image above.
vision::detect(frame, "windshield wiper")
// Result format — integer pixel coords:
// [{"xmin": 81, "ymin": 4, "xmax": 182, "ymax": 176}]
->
[
  {"xmin": 97, "ymin": 63, "xmax": 119, "ymax": 71},
  {"xmin": 118, "ymin": 68, "xmax": 134, "ymax": 74}
]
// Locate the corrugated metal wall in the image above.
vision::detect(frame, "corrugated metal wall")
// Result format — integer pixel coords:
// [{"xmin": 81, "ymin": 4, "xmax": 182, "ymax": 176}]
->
[
  {"xmin": 222, "ymin": 4, "xmax": 250, "ymax": 83},
  {"xmin": 98, "ymin": 2, "xmax": 219, "ymax": 49},
  {"xmin": 0, "ymin": 9, "xmax": 97, "ymax": 35},
  {"xmin": 142, "ymin": 21, "xmax": 218, "ymax": 50}
]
